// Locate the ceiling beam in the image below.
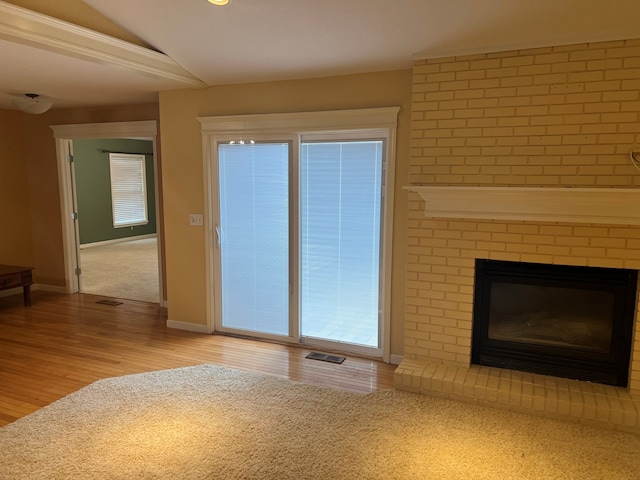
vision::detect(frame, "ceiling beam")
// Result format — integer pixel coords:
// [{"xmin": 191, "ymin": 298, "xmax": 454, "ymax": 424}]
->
[{"xmin": 0, "ymin": 0, "xmax": 206, "ymax": 87}]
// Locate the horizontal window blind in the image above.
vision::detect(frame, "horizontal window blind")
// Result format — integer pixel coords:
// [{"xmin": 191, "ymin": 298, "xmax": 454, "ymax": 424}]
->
[
  {"xmin": 300, "ymin": 140, "xmax": 383, "ymax": 347},
  {"xmin": 218, "ymin": 143, "xmax": 290, "ymax": 336},
  {"xmin": 109, "ymin": 153, "xmax": 148, "ymax": 228}
]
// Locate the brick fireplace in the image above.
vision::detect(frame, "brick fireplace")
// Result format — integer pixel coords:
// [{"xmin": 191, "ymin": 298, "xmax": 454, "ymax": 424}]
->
[{"xmin": 395, "ymin": 38, "xmax": 640, "ymax": 433}]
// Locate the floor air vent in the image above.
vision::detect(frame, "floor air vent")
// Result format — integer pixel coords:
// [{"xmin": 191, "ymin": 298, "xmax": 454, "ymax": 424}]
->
[
  {"xmin": 96, "ymin": 300, "xmax": 123, "ymax": 306},
  {"xmin": 305, "ymin": 352, "xmax": 346, "ymax": 364}
]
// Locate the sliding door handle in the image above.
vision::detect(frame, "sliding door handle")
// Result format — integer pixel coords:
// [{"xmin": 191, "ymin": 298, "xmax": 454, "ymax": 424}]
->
[{"xmin": 215, "ymin": 225, "xmax": 221, "ymax": 247}]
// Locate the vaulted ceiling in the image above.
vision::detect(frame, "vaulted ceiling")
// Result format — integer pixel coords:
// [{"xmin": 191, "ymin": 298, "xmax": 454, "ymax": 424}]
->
[{"xmin": 1, "ymin": 0, "xmax": 639, "ymax": 110}]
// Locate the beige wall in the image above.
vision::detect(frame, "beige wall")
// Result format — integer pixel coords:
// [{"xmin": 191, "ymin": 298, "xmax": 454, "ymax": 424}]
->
[
  {"xmin": 159, "ymin": 70, "xmax": 412, "ymax": 356},
  {"xmin": 406, "ymin": 39, "xmax": 640, "ymax": 394},
  {"xmin": 0, "ymin": 109, "xmax": 34, "ymax": 267},
  {"xmin": 1, "ymin": 103, "xmax": 160, "ymax": 287}
]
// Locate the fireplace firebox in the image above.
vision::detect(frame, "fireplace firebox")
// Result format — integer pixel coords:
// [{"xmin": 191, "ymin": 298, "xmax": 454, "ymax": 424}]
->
[{"xmin": 471, "ymin": 259, "xmax": 637, "ymax": 386}]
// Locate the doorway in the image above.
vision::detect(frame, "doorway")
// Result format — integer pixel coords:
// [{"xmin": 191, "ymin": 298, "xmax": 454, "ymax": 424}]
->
[
  {"xmin": 73, "ymin": 139, "xmax": 159, "ymax": 303},
  {"xmin": 201, "ymin": 108, "xmax": 398, "ymax": 360},
  {"xmin": 52, "ymin": 121, "xmax": 165, "ymax": 306}
]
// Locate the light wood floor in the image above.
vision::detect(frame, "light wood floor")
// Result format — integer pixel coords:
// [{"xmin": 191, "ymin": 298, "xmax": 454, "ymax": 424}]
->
[{"xmin": 0, "ymin": 291, "xmax": 396, "ymax": 427}]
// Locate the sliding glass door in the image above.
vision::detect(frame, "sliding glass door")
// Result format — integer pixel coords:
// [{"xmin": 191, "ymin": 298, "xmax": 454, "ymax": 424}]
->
[
  {"xmin": 213, "ymin": 129, "xmax": 389, "ymax": 354},
  {"xmin": 300, "ymin": 141, "xmax": 383, "ymax": 347},
  {"xmin": 217, "ymin": 142, "xmax": 290, "ymax": 336}
]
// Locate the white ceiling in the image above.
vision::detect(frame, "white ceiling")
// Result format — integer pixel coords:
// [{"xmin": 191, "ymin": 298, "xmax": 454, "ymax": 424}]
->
[{"xmin": 1, "ymin": 0, "xmax": 640, "ymax": 110}]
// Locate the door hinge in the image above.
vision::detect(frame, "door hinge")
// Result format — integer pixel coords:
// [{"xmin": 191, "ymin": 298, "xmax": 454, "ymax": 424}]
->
[
  {"xmin": 71, "ymin": 212, "xmax": 78, "ymax": 220},
  {"xmin": 67, "ymin": 154, "xmax": 74, "ymax": 163},
  {"xmin": 75, "ymin": 267, "xmax": 82, "ymax": 276}
]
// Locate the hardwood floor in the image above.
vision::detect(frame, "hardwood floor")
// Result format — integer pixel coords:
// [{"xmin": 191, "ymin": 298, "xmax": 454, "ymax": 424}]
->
[{"xmin": 0, "ymin": 291, "xmax": 396, "ymax": 427}]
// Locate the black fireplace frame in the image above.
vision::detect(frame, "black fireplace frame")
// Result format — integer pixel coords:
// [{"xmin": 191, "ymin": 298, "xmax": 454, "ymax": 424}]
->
[{"xmin": 471, "ymin": 259, "xmax": 637, "ymax": 387}]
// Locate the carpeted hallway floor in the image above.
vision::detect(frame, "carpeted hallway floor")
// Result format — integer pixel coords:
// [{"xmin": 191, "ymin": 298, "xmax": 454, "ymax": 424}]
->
[
  {"xmin": 1, "ymin": 364, "xmax": 638, "ymax": 479},
  {"xmin": 79, "ymin": 237, "xmax": 159, "ymax": 303}
]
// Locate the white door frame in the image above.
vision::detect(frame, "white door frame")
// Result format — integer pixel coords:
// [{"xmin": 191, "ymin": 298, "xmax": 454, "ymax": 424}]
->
[
  {"xmin": 198, "ymin": 108, "xmax": 399, "ymax": 362},
  {"xmin": 51, "ymin": 121, "xmax": 166, "ymax": 306}
]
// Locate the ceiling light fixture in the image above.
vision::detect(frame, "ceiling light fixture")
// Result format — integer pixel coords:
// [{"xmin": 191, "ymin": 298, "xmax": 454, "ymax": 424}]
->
[
  {"xmin": 207, "ymin": 0, "xmax": 230, "ymax": 5},
  {"xmin": 13, "ymin": 93, "xmax": 53, "ymax": 114}
]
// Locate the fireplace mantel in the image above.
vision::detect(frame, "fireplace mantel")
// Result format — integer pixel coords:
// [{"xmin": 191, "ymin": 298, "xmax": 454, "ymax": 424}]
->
[{"xmin": 405, "ymin": 186, "xmax": 640, "ymax": 225}]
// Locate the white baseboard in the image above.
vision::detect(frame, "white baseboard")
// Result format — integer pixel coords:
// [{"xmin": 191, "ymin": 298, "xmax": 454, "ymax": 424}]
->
[
  {"xmin": 80, "ymin": 233, "xmax": 157, "ymax": 249},
  {"xmin": 166, "ymin": 319, "xmax": 212, "ymax": 334},
  {"xmin": 33, "ymin": 284, "xmax": 68, "ymax": 293},
  {"xmin": 0, "ymin": 287, "xmax": 22, "ymax": 298},
  {"xmin": 389, "ymin": 354, "xmax": 403, "ymax": 366},
  {"xmin": 0, "ymin": 283, "xmax": 67, "ymax": 299}
]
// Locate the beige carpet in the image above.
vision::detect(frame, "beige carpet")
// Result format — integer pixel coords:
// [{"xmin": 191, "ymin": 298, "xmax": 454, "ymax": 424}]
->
[
  {"xmin": 80, "ymin": 237, "xmax": 159, "ymax": 303},
  {"xmin": 0, "ymin": 365, "xmax": 639, "ymax": 479}
]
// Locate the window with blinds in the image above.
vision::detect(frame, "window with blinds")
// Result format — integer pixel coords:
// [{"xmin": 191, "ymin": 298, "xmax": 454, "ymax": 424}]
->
[{"xmin": 109, "ymin": 153, "xmax": 149, "ymax": 228}]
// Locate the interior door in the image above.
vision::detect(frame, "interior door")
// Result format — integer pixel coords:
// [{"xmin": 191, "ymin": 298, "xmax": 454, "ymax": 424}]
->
[
  {"xmin": 216, "ymin": 141, "xmax": 291, "ymax": 337},
  {"xmin": 66, "ymin": 140, "xmax": 83, "ymax": 292}
]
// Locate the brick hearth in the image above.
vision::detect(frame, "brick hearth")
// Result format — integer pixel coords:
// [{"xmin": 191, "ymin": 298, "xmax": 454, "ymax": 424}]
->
[{"xmin": 395, "ymin": 360, "xmax": 640, "ymax": 433}]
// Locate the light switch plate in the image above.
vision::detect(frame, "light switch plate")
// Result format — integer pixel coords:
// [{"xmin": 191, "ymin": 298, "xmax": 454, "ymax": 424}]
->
[{"xmin": 189, "ymin": 213, "xmax": 204, "ymax": 226}]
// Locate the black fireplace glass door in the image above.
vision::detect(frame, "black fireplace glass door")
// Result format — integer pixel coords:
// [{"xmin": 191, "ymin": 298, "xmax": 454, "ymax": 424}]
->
[
  {"xmin": 472, "ymin": 259, "xmax": 637, "ymax": 386},
  {"xmin": 488, "ymin": 282, "xmax": 614, "ymax": 354}
]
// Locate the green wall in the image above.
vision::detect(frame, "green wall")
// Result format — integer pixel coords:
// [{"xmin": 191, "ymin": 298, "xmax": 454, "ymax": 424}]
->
[{"xmin": 73, "ymin": 138, "xmax": 156, "ymax": 245}]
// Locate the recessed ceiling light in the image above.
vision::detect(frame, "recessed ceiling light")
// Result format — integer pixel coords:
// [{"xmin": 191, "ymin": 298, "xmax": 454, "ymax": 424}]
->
[{"xmin": 208, "ymin": 0, "xmax": 230, "ymax": 5}]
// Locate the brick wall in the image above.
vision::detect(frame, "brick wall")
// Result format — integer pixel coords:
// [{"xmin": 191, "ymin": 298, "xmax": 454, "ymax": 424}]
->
[
  {"xmin": 410, "ymin": 39, "xmax": 640, "ymax": 187},
  {"xmin": 406, "ymin": 39, "xmax": 640, "ymax": 395}
]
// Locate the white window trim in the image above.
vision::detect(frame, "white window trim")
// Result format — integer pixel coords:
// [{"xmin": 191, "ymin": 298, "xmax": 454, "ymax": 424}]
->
[
  {"xmin": 109, "ymin": 153, "xmax": 149, "ymax": 228},
  {"xmin": 198, "ymin": 107, "xmax": 400, "ymax": 363}
]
